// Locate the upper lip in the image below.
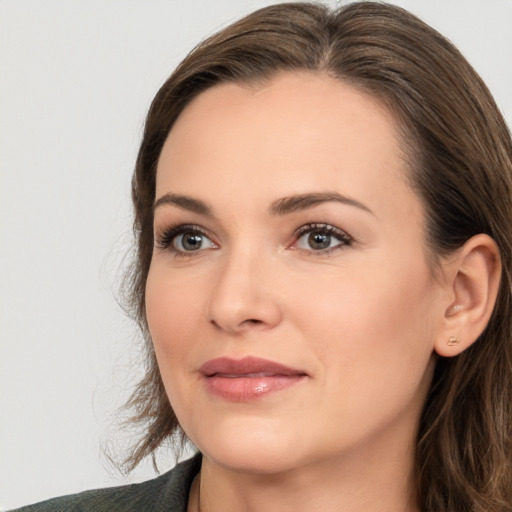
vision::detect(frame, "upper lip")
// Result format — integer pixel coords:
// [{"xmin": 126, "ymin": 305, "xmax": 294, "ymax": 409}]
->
[{"xmin": 199, "ymin": 356, "xmax": 307, "ymax": 377}]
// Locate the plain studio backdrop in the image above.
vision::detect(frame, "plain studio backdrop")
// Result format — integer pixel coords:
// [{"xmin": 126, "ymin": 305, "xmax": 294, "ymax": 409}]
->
[{"xmin": 1, "ymin": 0, "xmax": 511, "ymax": 509}]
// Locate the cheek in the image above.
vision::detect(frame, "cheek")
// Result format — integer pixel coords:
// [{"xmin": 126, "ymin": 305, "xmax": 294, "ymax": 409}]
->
[
  {"xmin": 145, "ymin": 265, "xmax": 213, "ymax": 432},
  {"xmin": 297, "ymin": 255, "xmax": 438, "ymax": 383},
  {"xmin": 298, "ymin": 262, "xmax": 437, "ymax": 440},
  {"xmin": 145, "ymin": 266, "xmax": 205, "ymax": 373}
]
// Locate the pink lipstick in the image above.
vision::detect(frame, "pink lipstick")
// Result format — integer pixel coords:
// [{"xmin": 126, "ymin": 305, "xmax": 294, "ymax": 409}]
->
[{"xmin": 199, "ymin": 356, "xmax": 307, "ymax": 401}]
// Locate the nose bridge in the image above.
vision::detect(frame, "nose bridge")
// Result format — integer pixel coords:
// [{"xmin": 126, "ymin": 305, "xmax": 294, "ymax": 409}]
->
[{"xmin": 207, "ymin": 240, "xmax": 282, "ymax": 333}]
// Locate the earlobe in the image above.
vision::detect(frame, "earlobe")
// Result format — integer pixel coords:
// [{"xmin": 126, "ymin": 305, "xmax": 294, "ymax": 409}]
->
[{"xmin": 434, "ymin": 234, "xmax": 501, "ymax": 358}]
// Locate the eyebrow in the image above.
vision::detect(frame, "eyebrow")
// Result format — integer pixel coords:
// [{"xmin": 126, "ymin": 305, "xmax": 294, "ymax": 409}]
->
[
  {"xmin": 154, "ymin": 193, "xmax": 211, "ymax": 215},
  {"xmin": 153, "ymin": 191, "xmax": 374, "ymax": 216},
  {"xmin": 269, "ymin": 192, "xmax": 374, "ymax": 216}
]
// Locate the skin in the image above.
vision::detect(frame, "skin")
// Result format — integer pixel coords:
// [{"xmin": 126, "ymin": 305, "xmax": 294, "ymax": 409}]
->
[{"xmin": 145, "ymin": 72, "xmax": 485, "ymax": 512}]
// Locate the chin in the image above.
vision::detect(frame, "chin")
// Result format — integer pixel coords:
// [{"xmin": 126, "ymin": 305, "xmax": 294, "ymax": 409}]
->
[
  {"xmin": 189, "ymin": 416, "xmax": 309, "ymax": 475},
  {"xmin": 205, "ymin": 446, "xmax": 304, "ymax": 476}
]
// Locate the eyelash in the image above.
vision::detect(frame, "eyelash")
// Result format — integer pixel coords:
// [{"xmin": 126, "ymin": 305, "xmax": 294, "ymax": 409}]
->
[
  {"xmin": 154, "ymin": 222, "xmax": 353, "ymax": 256},
  {"xmin": 155, "ymin": 224, "xmax": 215, "ymax": 255},
  {"xmin": 292, "ymin": 223, "xmax": 353, "ymax": 254}
]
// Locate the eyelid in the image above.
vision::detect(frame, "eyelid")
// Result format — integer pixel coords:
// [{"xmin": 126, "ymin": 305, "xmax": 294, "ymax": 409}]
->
[
  {"xmin": 154, "ymin": 223, "xmax": 218, "ymax": 254},
  {"xmin": 154, "ymin": 221, "xmax": 353, "ymax": 256},
  {"xmin": 290, "ymin": 223, "xmax": 353, "ymax": 253}
]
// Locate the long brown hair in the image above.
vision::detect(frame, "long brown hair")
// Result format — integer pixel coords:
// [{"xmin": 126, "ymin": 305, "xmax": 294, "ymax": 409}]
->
[{"xmin": 123, "ymin": 2, "xmax": 512, "ymax": 510}]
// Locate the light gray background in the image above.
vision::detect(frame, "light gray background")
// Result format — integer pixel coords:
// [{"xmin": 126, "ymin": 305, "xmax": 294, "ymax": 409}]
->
[{"xmin": 1, "ymin": 0, "xmax": 511, "ymax": 509}]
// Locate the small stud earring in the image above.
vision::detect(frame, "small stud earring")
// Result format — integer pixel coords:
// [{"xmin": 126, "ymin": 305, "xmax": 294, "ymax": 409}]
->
[{"xmin": 448, "ymin": 336, "xmax": 459, "ymax": 346}]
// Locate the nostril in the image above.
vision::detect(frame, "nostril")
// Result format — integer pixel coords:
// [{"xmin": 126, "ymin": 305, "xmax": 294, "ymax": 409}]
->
[{"xmin": 210, "ymin": 318, "xmax": 263, "ymax": 330}]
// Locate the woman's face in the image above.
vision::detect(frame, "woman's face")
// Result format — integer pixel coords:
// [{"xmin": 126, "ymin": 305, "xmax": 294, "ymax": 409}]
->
[{"xmin": 146, "ymin": 72, "xmax": 446, "ymax": 475}]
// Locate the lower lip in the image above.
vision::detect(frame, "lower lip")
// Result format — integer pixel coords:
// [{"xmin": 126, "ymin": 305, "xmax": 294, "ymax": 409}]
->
[{"xmin": 204, "ymin": 374, "xmax": 306, "ymax": 401}]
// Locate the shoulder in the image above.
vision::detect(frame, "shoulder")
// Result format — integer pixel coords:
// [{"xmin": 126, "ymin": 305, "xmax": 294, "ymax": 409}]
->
[{"xmin": 9, "ymin": 455, "xmax": 201, "ymax": 512}]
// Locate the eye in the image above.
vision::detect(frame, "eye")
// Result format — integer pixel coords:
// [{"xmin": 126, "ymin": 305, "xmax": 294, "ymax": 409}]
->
[
  {"xmin": 174, "ymin": 231, "xmax": 215, "ymax": 252},
  {"xmin": 293, "ymin": 223, "xmax": 352, "ymax": 253},
  {"xmin": 156, "ymin": 224, "xmax": 217, "ymax": 254}
]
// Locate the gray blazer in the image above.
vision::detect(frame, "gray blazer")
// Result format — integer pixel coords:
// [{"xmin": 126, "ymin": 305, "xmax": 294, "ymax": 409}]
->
[{"xmin": 10, "ymin": 455, "xmax": 201, "ymax": 512}]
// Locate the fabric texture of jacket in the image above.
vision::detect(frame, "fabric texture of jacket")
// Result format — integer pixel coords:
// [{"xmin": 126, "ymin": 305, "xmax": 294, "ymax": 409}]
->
[{"xmin": 9, "ymin": 454, "xmax": 201, "ymax": 512}]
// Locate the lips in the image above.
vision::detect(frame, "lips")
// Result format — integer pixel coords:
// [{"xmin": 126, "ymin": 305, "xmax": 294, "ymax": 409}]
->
[{"xmin": 199, "ymin": 356, "xmax": 307, "ymax": 401}]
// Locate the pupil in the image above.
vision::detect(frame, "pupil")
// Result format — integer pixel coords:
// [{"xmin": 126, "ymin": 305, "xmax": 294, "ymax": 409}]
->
[
  {"xmin": 308, "ymin": 232, "xmax": 330, "ymax": 250},
  {"xmin": 183, "ymin": 234, "xmax": 202, "ymax": 251}
]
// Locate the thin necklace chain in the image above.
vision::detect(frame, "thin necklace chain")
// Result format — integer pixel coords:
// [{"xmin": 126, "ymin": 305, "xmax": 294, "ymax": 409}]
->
[{"xmin": 197, "ymin": 475, "xmax": 203, "ymax": 512}]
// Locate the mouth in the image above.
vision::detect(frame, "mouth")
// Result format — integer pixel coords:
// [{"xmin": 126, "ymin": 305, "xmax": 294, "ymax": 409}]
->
[{"xmin": 199, "ymin": 356, "xmax": 308, "ymax": 401}]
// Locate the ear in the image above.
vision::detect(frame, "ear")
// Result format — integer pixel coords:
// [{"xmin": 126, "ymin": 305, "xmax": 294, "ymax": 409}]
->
[{"xmin": 434, "ymin": 234, "xmax": 501, "ymax": 357}]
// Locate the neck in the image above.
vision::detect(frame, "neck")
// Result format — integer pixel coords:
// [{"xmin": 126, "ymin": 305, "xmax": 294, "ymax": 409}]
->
[{"xmin": 191, "ymin": 432, "xmax": 420, "ymax": 512}]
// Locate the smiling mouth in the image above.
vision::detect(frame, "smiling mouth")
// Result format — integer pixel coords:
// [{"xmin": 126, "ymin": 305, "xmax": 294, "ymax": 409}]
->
[{"xmin": 199, "ymin": 356, "xmax": 307, "ymax": 401}]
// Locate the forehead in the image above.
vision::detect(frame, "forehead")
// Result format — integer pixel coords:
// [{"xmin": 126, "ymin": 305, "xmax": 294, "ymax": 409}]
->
[{"xmin": 156, "ymin": 72, "xmax": 415, "ymax": 220}]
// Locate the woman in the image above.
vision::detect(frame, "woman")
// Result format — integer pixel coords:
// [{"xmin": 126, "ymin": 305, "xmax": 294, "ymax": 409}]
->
[{"xmin": 12, "ymin": 1, "xmax": 512, "ymax": 511}]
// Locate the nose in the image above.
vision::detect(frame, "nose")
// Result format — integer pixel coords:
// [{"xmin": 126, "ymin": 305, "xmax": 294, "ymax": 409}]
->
[{"xmin": 207, "ymin": 249, "xmax": 283, "ymax": 334}]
